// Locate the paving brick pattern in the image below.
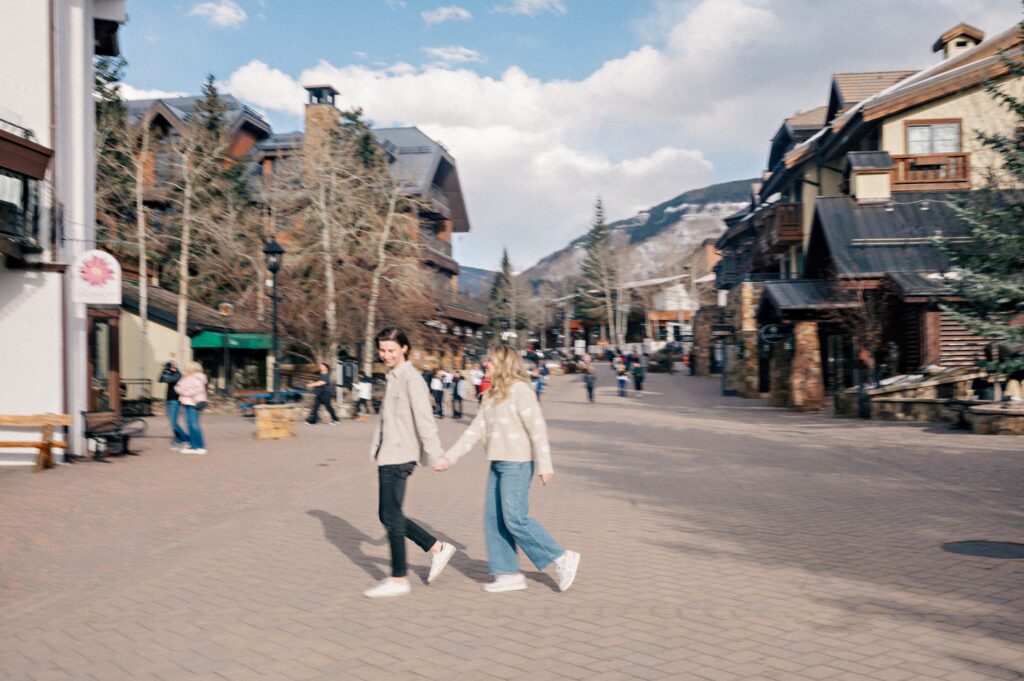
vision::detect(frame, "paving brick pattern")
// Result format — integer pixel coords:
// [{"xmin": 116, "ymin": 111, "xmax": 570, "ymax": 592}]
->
[{"xmin": 1, "ymin": 369, "xmax": 1023, "ymax": 680}]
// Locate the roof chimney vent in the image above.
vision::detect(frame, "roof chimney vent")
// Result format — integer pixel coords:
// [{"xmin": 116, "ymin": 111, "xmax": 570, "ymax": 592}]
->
[{"xmin": 933, "ymin": 23, "xmax": 984, "ymax": 60}]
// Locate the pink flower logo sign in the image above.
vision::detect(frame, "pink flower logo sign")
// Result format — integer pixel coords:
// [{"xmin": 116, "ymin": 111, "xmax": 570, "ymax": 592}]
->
[
  {"xmin": 79, "ymin": 255, "xmax": 115, "ymax": 287},
  {"xmin": 71, "ymin": 249, "xmax": 122, "ymax": 305}
]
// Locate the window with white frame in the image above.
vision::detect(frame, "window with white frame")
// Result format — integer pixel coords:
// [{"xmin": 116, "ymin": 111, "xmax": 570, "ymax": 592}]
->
[{"xmin": 907, "ymin": 122, "xmax": 960, "ymax": 154}]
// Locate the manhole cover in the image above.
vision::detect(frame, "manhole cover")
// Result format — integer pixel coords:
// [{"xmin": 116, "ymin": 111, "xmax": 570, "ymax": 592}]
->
[{"xmin": 942, "ymin": 541, "xmax": 1024, "ymax": 559}]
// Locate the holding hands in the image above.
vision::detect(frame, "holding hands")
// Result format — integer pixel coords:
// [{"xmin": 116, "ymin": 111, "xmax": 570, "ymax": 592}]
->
[{"xmin": 433, "ymin": 457, "xmax": 454, "ymax": 473}]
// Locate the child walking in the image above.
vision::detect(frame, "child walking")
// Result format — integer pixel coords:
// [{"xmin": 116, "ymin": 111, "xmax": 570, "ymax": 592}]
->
[
  {"xmin": 434, "ymin": 344, "xmax": 580, "ymax": 593},
  {"xmin": 365, "ymin": 328, "xmax": 457, "ymax": 598}
]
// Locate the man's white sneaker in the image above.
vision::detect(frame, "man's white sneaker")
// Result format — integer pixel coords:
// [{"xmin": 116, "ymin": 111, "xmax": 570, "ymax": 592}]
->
[
  {"xmin": 182, "ymin": 448, "xmax": 207, "ymax": 455},
  {"xmin": 363, "ymin": 578, "xmax": 411, "ymax": 598},
  {"xmin": 555, "ymin": 550, "xmax": 580, "ymax": 592},
  {"xmin": 427, "ymin": 542, "xmax": 457, "ymax": 583},
  {"xmin": 483, "ymin": 573, "xmax": 528, "ymax": 593}
]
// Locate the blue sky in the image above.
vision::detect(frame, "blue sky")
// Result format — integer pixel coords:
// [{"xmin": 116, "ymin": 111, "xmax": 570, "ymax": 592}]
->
[{"xmin": 120, "ymin": 0, "xmax": 1021, "ymax": 270}]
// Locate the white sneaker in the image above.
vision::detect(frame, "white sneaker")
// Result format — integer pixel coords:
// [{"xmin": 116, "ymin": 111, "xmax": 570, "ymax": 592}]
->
[
  {"xmin": 555, "ymin": 551, "xmax": 580, "ymax": 592},
  {"xmin": 427, "ymin": 542, "xmax": 457, "ymax": 583},
  {"xmin": 363, "ymin": 578, "xmax": 411, "ymax": 599},
  {"xmin": 483, "ymin": 573, "xmax": 528, "ymax": 593},
  {"xmin": 182, "ymin": 448, "xmax": 207, "ymax": 455}
]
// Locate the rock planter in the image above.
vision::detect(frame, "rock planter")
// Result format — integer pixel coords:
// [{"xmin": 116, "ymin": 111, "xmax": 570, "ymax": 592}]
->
[{"xmin": 969, "ymin": 403, "xmax": 1024, "ymax": 436}]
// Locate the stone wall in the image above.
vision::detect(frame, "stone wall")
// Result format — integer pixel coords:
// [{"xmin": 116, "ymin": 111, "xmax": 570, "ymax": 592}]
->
[
  {"xmin": 769, "ymin": 343, "xmax": 790, "ymax": 408},
  {"xmin": 693, "ymin": 307, "xmax": 719, "ymax": 377},
  {"xmin": 790, "ymin": 321, "xmax": 824, "ymax": 411}
]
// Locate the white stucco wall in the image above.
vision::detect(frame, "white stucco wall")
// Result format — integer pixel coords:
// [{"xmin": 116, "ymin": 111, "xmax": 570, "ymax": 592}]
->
[
  {"xmin": 0, "ymin": 1, "xmax": 123, "ymax": 462},
  {"xmin": 881, "ymin": 75, "xmax": 1024, "ymax": 187}
]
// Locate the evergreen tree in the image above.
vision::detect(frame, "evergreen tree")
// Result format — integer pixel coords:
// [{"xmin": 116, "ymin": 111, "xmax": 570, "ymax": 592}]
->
[
  {"xmin": 94, "ymin": 56, "xmax": 134, "ymax": 241},
  {"xmin": 579, "ymin": 197, "xmax": 623, "ymax": 345},
  {"xmin": 488, "ymin": 248, "xmax": 515, "ymax": 336},
  {"xmin": 942, "ymin": 40, "xmax": 1024, "ymax": 374}
]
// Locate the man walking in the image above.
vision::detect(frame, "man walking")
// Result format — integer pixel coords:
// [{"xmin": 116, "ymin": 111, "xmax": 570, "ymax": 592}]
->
[{"xmin": 306, "ymin": 362, "xmax": 339, "ymax": 425}]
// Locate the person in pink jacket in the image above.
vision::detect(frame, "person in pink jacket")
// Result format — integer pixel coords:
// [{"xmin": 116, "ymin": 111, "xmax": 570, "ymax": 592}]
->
[{"xmin": 174, "ymin": 361, "xmax": 209, "ymax": 455}]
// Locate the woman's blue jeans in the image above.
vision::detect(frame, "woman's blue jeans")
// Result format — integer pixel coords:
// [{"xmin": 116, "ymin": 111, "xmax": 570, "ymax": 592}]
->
[
  {"xmin": 485, "ymin": 461, "xmax": 563, "ymax": 574},
  {"xmin": 184, "ymin": 405, "xmax": 205, "ymax": 449},
  {"xmin": 166, "ymin": 400, "xmax": 189, "ymax": 445}
]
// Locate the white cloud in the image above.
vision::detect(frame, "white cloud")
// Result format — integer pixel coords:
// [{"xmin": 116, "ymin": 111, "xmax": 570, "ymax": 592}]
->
[
  {"xmin": 121, "ymin": 84, "xmax": 188, "ymax": 100},
  {"xmin": 188, "ymin": 0, "xmax": 247, "ymax": 28},
  {"xmin": 423, "ymin": 46, "xmax": 485, "ymax": 65},
  {"xmin": 421, "ymin": 5, "xmax": 472, "ymax": 25},
  {"xmin": 223, "ymin": 0, "xmax": 1016, "ymax": 268},
  {"xmin": 493, "ymin": 0, "xmax": 566, "ymax": 16}
]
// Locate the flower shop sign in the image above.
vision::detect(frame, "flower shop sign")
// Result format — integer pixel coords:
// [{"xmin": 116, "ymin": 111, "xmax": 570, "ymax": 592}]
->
[{"xmin": 71, "ymin": 250, "xmax": 122, "ymax": 305}]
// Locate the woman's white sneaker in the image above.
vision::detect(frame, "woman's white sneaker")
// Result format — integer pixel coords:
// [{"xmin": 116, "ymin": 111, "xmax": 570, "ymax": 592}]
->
[
  {"xmin": 427, "ymin": 542, "xmax": 457, "ymax": 583},
  {"xmin": 483, "ymin": 573, "xmax": 527, "ymax": 593},
  {"xmin": 555, "ymin": 551, "xmax": 580, "ymax": 592},
  {"xmin": 363, "ymin": 578, "xmax": 411, "ymax": 598}
]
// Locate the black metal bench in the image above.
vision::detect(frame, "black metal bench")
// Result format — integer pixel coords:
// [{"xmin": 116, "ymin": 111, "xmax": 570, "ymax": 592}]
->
[{"xmin": 82, "ymin": 411, "xmax": 143, "ymax": 459}]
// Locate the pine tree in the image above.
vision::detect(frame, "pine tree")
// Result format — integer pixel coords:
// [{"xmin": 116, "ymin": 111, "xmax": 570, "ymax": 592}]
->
[
  {"xmin": 94, "ymin": 56, "xmax": 134, "ymax": 242},
  {"xmin": 942, "ymin": 40, "xmax": 1024, "ymax": 374},
  {"xmin": 579, "ymin": 197, "xmax": 623, "ymax": 345},
  {"xmin": 488, "ymin": 248, "xmax": 515, "ymax": 337}
]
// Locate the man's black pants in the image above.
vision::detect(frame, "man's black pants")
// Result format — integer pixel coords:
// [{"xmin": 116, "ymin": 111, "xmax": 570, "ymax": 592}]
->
[
  {"xmin": 307, "ymin": 392, "xmax": 338, "ymax": 423},
  {"xmin": 378, "ymin": 463, "xmax": 437, "ymax": 577}
]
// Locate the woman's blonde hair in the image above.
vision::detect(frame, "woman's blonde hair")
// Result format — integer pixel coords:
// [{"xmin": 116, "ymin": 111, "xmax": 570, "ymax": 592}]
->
[
  {"xmin": 184, "ymin": 361, "xmax": 204, "ymax": 375},
  {"xmin": 485, "ymin": 343, "xmax": 529, "ymax": 404}
]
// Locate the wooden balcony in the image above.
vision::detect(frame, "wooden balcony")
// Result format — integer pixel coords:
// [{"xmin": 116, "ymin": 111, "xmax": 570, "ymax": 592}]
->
[
  {"xmin": 892, "ymin": 153, "xmax": 970, "ymax": 191},
  {"xmin": 755, "ymin": 202, "xmax": 803, "ymax": 256}
]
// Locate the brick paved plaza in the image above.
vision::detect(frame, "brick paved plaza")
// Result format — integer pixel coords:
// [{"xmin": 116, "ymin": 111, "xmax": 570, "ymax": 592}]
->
[{"xmin": 1, "ymin": 370, "xmax": 1023, "ymax": 681}]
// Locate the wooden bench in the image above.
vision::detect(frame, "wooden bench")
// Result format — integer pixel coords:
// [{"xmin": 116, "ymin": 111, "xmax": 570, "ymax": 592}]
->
[{"xmin": 0, "ymin": 413, "xmax": 73, "ymax": 471}]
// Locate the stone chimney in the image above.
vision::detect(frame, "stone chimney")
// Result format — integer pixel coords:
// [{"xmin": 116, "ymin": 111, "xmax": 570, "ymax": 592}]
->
[
  {"xmin": 302, "ymin": 84, "xmax": 340, "ymax": 153},
  {"xmin": 933, "ymin": 23, "xmax": 984, "ymax": 61},
  {"xmin": 847, "ymin": 151, "xmax": 894, "ymax": 204}
]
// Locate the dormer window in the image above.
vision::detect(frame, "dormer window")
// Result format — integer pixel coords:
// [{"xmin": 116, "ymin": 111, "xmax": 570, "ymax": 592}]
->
[{"xmin": 907, "ymin": 121, "xmax": 960, "ymax": 154}]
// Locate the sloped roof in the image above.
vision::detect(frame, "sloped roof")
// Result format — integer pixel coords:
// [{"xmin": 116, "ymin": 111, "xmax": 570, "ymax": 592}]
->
[
  {"xmin": 833, "ymin": 71, "xmax": 917, "ymax": 109},
  {"xmin": 127, "ymin": 95, "xmax": 272, "ymax": 143},
  {"xmin": 762, "ymin": 280, "xmax": 858, "ymax": 311},
  {"xmin": 787, "ymin": 106, "xmax": 828, "ymax": 131},
  {"xmin": 808, "ymin": 191, "xmax": 969, "ymax": 279},
  {"xmin": 121, "ymin": 281, "xmax": 267, "ymax": 335},
  {"xmin": 887, "ymin": 271, "xmax": 953, "ymax": 297},
  {"xmin": 372, "ymin": 127, "xmax": 448, "ymax": 194}
]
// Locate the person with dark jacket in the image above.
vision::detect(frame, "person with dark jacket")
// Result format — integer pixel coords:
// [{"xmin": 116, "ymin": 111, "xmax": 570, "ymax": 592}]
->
[
  {"xmin": 306, "ymin": 362, "xmax": 339, "ymax": 425},
  {"xmin": 450, "ymin": 370, "xmax": 466, "ymax": 418},
  {"xmin": 159, "ymin": 359, "xmax": 189, "ymax": 450}
]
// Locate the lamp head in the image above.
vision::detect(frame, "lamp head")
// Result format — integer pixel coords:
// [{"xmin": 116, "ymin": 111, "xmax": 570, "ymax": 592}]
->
[{"xmin": 263, "ymin": 239, "xmax": 285, "ymax": 273}]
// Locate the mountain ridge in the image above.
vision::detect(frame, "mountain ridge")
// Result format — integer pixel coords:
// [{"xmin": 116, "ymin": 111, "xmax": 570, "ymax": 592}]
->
[{"xmin": 522, "ymin": 178, "xmax": 755, "ymax": 285}]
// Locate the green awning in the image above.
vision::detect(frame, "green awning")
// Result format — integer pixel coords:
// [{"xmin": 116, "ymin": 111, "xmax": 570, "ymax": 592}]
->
[{"xmin": 191, "ymin": 331, "xmax": 272, "ymax": 350}]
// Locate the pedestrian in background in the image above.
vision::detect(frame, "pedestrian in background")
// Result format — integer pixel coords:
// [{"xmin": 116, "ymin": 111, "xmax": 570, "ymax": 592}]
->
[
  {"xmin": 478, "ymin": 371, "xmax": 491, "ymax": 402},
  {"xmin": 617, "ymin": 368, "xmax": 628, "ymax": 397},
  {"xmin": 632, "ymin": 362, "xmax": 645, "ymax": 392},
  {"xmin": 174, "ymin": 361, "xmax": 208, "ymax": 455},
  {"xmin": 159, "ymin": 359, "xmax": 189, "ymax": 450},
  {"xmin": 435, "ymin": 343, "xmax": 580, "ymax": 594},
  {"xmin": 532, "ymin": 367, "xmax": 545, "ymax": 402},
  {"xmin": 430, "ymin": 369, "xmax": 445, "ymax": 418},
  {"xmin": 354, "ymin": 371, "xmax": 373, "ymax": 421},
  {"xmin": 306, "ymin": 362, "xmax": 339, "ymax": 425},
  {"xmin": 451, "ymin": 370, "xmax": 466, "ymax": 418},
  {"xmin": 469, "ymin": 365, "xmax": 484, "ymax": 397},
  {"xmin": 365, "ymin": 327, "xmax": 457, "ymax": 599},
  {"xmin": 583, "ymin": 366, "xmax": 596, "ymax": 403}
]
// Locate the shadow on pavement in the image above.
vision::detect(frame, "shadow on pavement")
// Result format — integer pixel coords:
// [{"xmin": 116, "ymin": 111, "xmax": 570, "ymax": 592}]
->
[{"xmin": 306, "ymin": 510, "xmax": 389, "ymax": 581}]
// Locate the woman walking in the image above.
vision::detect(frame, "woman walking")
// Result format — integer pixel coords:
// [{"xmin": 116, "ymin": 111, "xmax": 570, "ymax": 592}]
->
[
  {"xmin": 434, "ymin": 344, "xmax": 580, "ymax": 593},
  {"xmin": 174, "ymin": 361, "xmax": 208, "ymax": 455},
  {"xmin": 365, "ymin": 328, "xmax": 457, "ymax": 599}
]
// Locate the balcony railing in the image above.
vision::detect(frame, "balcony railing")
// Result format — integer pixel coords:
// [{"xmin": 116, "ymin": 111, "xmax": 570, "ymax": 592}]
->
[
  {"xmin": 424, "ymin": 184, "xmax": 451, "ymax": 217},
  {"xmin": 892, "ymin": 153, "xmax": 970, "ymax": 191},
  {"xmin": 419, "ymin": 227, "xmax": 452, "ymax": 258}
]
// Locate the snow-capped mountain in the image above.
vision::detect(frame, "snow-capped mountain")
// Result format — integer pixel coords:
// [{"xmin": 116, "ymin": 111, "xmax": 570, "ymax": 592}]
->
[{"xmin": 521, "ymin": 178, "xmax": 754, "ymax": 287}]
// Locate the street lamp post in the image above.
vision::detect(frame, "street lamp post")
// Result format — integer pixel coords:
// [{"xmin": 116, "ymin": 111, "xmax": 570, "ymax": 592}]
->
[
  {"xmin": 217, "ymin": 302, "xmax": 234, "ymax": 396},
  {"xmin": 263, "ymin": 239, "xmax": 285, "ymax": 405}
]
